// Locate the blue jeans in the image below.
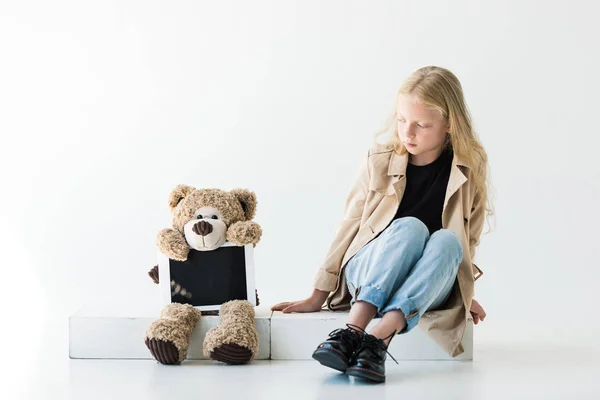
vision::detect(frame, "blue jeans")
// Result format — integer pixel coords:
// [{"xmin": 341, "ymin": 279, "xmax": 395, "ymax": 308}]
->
[{"xmin": 344, "ymin": 216, "xmax": 463, "ymax": 334}]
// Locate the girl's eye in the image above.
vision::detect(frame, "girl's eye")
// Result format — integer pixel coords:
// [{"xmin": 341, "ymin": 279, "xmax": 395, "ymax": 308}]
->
[
  {"xmin": 417, "ymin": 124, "xmax": 423, "ymax": 128},
  {"xmin": 197, "ymin": 215, "xmax": 203, "ymax": 219},
  {"xmin": 211, "ymin": 215, "xmax": 218, "ymax": 220}
]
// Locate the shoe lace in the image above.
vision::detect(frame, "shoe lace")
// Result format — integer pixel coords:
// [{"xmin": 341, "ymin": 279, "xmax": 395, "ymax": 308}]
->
[
  {"xmin": 355, "ymin": 330, "xmax": 399, "ymax": 365},
  {"xmin": 327, "ymin": 323, "xmax": 365, "ymax": 349}
]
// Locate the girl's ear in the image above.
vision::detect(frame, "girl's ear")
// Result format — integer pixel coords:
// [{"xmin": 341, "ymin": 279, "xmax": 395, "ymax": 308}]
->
[
  {"xmin": 168, "ymin": 184, "xmax": 195, "ymax": 210},
  {"xmin": 230, "ymin": 188, "xmax": 257, "ymax": 220}
]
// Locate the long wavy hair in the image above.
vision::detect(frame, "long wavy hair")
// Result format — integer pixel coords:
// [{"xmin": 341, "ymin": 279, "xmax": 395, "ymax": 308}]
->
[{"xmin": 375, "ymin": 66, "xmax": 495, "ymax": 231}]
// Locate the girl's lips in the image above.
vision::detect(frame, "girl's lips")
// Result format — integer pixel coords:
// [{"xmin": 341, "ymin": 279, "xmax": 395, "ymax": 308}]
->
[{"xmin": 406, "ymin": 143, "xmax": 416, "ymax": 147}]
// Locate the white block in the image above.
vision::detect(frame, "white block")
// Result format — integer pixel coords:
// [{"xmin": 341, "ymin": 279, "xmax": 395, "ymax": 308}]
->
[
  {"xmin": 69, "ymin": 305, "xmax": 271, "ymax": 360},
  {"xmin": 270, "ymin": 311, "xmax": 472, "ymax": 361},
  {"xmin": 70, "ymin": 307, "xmax": 473, "ymax": 361}
]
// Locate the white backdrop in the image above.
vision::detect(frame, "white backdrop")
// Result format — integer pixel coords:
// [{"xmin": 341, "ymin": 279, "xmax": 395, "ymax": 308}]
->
[{"xmin": 1, "ymin": 0, "xmax": 599, "ymax": 349}]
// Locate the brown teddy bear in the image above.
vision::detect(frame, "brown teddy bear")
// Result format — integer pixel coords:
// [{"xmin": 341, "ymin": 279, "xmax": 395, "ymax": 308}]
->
[{"xmin": 144, "ymin": 185, "xmax": 263, "ymax": 365}]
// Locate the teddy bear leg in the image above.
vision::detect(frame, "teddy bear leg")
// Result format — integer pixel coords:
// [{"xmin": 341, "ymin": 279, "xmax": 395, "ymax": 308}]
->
[
  {"xmin": 144, "ymin": 303, "xmax": 201, "ymax": 365},
  {"xmin": 202, "ymin": 300, "xmax": 258, "ymax": 365}
]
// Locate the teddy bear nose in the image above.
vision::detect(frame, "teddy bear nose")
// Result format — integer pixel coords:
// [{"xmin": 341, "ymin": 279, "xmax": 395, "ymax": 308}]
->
[{"xmin": 192, "ymin": 220, "xmax": 213, "ymax": 236}]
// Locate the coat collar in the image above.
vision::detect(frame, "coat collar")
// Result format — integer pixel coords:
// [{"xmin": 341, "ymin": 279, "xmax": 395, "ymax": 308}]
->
[{"xmin": 387, "ymin": 147, "xmax": 471, "ymax": 177}]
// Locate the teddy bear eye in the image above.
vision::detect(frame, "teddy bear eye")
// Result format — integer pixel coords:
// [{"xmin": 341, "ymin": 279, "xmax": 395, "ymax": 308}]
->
[
  {"xmin": 211, "ymin": 215, "xmax": 218, "ymax": 220},
  {"xmin": 196, "ymin": 215, "xmax": 203, "ymax": 219}
]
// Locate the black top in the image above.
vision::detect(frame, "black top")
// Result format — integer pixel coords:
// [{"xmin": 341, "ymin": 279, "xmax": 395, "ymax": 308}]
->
[{"xmin": 393, "ymin": 147, "xmax": 453, "ymax": 235}]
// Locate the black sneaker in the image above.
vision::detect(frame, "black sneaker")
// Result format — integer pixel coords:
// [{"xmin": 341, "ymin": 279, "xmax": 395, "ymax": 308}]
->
[
  {"xmin": 346, "ymin": 330, "xmax": 398, "ymax": 383},
  {"xmin": 312, "ymin": 324, "xmax": 364, "ymax": 372}
]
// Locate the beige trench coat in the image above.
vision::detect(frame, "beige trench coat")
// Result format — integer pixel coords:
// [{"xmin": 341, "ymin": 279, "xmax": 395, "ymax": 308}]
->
[{"xmin": 313, "ymin": 143, "xmax": 485, "ymax": 358}]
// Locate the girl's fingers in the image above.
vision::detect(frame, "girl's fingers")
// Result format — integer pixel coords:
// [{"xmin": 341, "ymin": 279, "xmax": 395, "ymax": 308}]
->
[
  {"xmin": 476, "ymin": 308, "xmax": 486, "ymax": 320},
  {"xmin": 271, "ymin": 302, "xmax": 291, "ymax": 311},
  {"xmin": 282, "ymin": 303, "xmax": 299, "ymax": 313}
]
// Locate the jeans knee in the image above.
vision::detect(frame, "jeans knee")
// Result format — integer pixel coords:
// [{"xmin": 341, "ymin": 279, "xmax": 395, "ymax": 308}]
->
[
  {"xmin": 430, "ymin": 229, "xmax": 463, "ymax": 266},
  {"xmin": 388, "ymin": 217, "xmax": 429, "ymax": 239}
]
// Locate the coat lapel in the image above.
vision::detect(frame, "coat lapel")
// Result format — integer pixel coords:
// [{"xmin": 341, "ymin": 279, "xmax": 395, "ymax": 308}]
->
[{"xmin": 444, "ymin": 157, "xmax": 468, "ymax": 211}]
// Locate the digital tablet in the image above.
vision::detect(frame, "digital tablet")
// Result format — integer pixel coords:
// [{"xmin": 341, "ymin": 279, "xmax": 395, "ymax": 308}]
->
[{"xmin": 158, "ymin": 242, "xmax": 256, "ymax": 311}]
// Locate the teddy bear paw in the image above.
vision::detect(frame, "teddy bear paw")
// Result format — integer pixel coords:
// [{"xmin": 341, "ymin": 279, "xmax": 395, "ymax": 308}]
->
[
  {"xmin": 156, "ymin": 228, "xmax": 190, "ymax": 261},
  {"xmin": 202, "ymin": 300, "xmax": 258, "ymax": 365},
  {"xmin": 143, "ymin": 303, "xmax": 201, "ymax": 365},
  {"xmin": 226, "ymin": 221, "xmax": 263, "ymax": 246},
  {"xmin": 144, "ymin": 337, "xmax": 181, "ymax": 365},
  {"xmin": 207, "ymin": 342, "xmax": 254, "ymax": 365}
]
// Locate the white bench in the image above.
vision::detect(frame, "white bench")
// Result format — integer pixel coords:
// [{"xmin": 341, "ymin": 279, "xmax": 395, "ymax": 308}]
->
[{"xmin": 69, "ymin": 306, "xmax": 472, "ymax": 361}]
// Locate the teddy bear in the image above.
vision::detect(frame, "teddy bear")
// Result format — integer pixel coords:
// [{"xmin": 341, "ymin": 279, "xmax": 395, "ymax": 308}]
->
[{"xmin": 144, "ymin": 184, "xmax": 263, "ymax": 365}]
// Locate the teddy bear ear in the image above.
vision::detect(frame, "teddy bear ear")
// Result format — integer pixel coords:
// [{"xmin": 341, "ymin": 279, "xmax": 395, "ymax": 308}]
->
[
  {"xmin": 230, "ymin": 188, "xmax": 257, "ymax": 220},
  {"xmin": 168, "ymin": 184, "xmax": 195, "ymax": 210}
]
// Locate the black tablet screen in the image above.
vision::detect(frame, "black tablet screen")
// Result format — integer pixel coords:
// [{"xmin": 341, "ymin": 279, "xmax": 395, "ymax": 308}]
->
[{"xmin": 169, "ymin": 246, "xmax": 248, "ymax": 307}]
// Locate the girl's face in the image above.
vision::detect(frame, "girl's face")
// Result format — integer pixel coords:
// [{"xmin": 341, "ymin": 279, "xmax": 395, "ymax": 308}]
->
[{"xmin": 396, "ymin": 94, "xmax": 450, "ymax": 164}]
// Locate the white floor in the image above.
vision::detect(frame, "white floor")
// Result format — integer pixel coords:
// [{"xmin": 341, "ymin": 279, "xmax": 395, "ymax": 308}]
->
[{"xmin": 5, "ymin": 319, "xmax": 600, "ymax": 400}]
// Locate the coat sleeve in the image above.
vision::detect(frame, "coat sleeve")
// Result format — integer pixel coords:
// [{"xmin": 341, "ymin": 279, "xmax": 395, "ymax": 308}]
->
[
  {"xmin": 469, "ymin": 184, "xmax": 486, "ymax": 281},
  {"xmin": 312, "ymin": 149, "xmax": 371, "ymax": 292}
]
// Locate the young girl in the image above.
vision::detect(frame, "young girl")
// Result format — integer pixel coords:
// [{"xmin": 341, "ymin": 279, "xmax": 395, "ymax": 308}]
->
[{"xmin": 272, "ymin": 66, "xmax": 492, "ymax": 383}]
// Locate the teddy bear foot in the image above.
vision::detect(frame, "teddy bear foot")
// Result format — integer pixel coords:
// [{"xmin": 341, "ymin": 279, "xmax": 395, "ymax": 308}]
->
[
  {"xmin": 144, "ymin": 303, "xmax": 201, "ymax": 365},
  {"xmin": 145, "ymin": 338, "xmax": 181, "ymax": 365},
  {"xmin": 202, "ymin": 300, "xmax": 259, "ymax": 365},
  {"xmin": 210, "ymin": 343, "xmax": 254, "ymax": 365}
]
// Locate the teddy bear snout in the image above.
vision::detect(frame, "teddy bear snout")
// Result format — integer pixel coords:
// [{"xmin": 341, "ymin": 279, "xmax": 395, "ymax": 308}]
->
[{"xmin": 192, "ymin": 220, "xmax": 213, "ymax": 236}]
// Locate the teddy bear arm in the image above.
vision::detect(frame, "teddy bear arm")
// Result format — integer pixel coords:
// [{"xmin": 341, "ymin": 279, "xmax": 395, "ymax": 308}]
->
[
  {"xmin": 226, "ymin": 221, "xmax": 262, "ymax": 246},
  {"xmin": 156, "ymin": 228, "xmax": 190, "ymax": 261}
]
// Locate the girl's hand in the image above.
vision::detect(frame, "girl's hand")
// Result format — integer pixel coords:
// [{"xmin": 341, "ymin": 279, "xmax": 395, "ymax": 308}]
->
[
  {"xmin": 271, "ymin": 299, "xmax": 322, "ymax": 313},
  {"xmin": 470, "ymin": 298, "xmax": 486, "ymax": 324},
  {"xmin": 271, "ymin": 289, "xmax": 329, "ymax": 313}
]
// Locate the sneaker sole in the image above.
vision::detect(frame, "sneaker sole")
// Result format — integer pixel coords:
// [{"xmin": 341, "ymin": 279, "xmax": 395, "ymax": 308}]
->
[
  {"xmin": 311, "ymin": 348, "xmax": 349, "ymax": 373},
  {"xmin": 346, "ymin": 366, "xmax": 385, "ymax": 383}
]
